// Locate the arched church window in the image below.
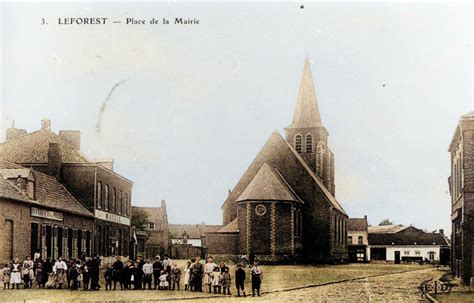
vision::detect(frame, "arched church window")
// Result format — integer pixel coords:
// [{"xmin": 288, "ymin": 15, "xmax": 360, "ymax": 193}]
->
[
  {"xmin": 306, "ymin": 134, "xmax": 313, "ymax": 153},
  {"xmin": 295, "ymin": 135, "xmax": 302, "ymax": 153}
]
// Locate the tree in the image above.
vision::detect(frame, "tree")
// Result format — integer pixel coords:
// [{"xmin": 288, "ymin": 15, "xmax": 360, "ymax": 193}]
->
[
  {"xmin": 379, "ymin": 219, "xmax": 394, "ymax": 226},
  {"xmin": 131, "ymin": 208, "xmax": 149, "ymax": 229}
]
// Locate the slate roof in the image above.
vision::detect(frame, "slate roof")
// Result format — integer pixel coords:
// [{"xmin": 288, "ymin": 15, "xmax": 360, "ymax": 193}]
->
[
  {"xmin": 237, "ymin": 163, "xmax": 303, "ymax": 203},
  {"xmin": 368, "ymin": 224, "xmax": 408, "ymax": 234},
  {"xmin": 169, "ymin": 224, "xmax": 222, "ymax": 239},
  {"xmin": 0, "ymin": 129, "xmax": 89, "ymax": 164},
  {"xmin": 0, "ymin": 159, "xmax": 93, "ymax": 217},
  {"xmin": 348, "ymin": 217, "xmax": 368, "ymax": 232},
  {"xmin": 287, "ymin": 58, "xmax": 322, "ymax": 128},
  {"xmin": 368, "ymin": 232, "xmax": 450, "ymax": 246}
]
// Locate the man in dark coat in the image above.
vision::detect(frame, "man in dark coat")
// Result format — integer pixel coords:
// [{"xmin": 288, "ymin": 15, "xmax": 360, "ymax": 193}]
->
[
  {"xmin": 235, "ymin": 263, "xmax": 246, "ymax": 297},
  {"xmin": 90, "ymin": 254, "xmax": 101, "ymax": 290},
  {"xmin": 134, "ymin": 255, "xmax": 144, "ymax": 290},
  {"xmin": 112, "ymin": 256, "xmax": 124, "ymax": 290},
  {"xmin": 192, "ymin": 256, "xmax": 203, "ymax": 292}
]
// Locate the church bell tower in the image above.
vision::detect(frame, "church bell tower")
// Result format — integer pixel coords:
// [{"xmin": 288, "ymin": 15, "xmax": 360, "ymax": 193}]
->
[{"xmin": 284, "ymin": 58, "xmax": 335, "ymax": 196}]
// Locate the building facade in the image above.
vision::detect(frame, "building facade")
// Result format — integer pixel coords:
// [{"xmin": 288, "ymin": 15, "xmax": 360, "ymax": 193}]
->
[
  {"xmin": 207, "ymin": 59, "xmax": 348, "ymax": 263},
  {"xmin": 368, "ymin": 225, "xmax": 450, "ymax": 264},
  {"xmin": 347, "ymin": 217, "xmax": 369, "ymax": 262},
  {"xmin": 0, "ymin": 119, "xmax": 133, "ymax": 257},
  {"xmin": 449, "ymin": 112, "xmax": 474, "ymax": 284},
  {"xmin": 0, "ymin": 160, "xmax": 94, "ymax": 263},
  {"xmin": 132, "ymin": 201, "xmax": 170, "ymax": 258}
]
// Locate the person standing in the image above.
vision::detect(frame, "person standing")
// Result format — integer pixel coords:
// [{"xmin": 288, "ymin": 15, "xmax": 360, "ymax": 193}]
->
[
  {"xmin": 81, "ymin": 261, "xmax": 90, "ymax": 291},
  {"xmin": 142, "ymin": 258, "xmax": 153, "ymax": 290},
  {"xmin": 192, "ymin": 256, "xmax": 203, "ymax": 292},
  {"xmin": 203, "ymin": 256, "xmax": 217, "ymax": 293},
  {"xmin": 2, "ymin": 263, "xmax": 11, "ymax": 289},
  {"xmin": 69, "ymin": 262, "xmax": 79, "ymax": 291},
  {"xmin": 22, "ymin": 256, "xmax": 34, "ymax": 288},
  {"xmin": 183, "ymin": 261, "xmax": 192, "ymax": 291},
  {"xmin": 152, "ymin": 256, "xmax": 163, "ymax": 290},
  {"xmin": 134, "ymin": 255, "xmax": 144, "ymax": 290},
  {"xmin": 36, "ymin": 260, "xmax": 45, "ymax": 288},
  {"xmin": 122, "ymin": 260, "xmax": 133, "ymax": 290},
  {"xmin": 10, "ymin": 258, "xmax": 22, "ymax": 289},
  {"xmin": 53, "ymin": 257, "xmax": 68, "ymax": 289},
  {"xmin": 235, "ymin": 263, "xmax": 246, "ymax": 297},
  {"xmin": 112, "ymin": 256, "xmax": 124, "ymax": 290},
  {"xmin": 221, "ymin": 267, "xmax": 232, "ymax": 295},
  {"xmin": 104, "ymin": 264, "xmax": 113, "ymax": 291},
  {"xmin": 89, "ymin": 255, "xmax": 100, "ymax": 290},
  {"xmin": 251, "ymin": 261, "xmax": 262, "ymax": 297},
  {"xmin": 171, "ymin": 265, "xmax": 181, "ymax": 291}
]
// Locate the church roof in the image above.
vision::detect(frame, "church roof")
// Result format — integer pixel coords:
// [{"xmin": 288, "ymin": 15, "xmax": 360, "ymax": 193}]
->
[
  {"xmin": 237, "ymin": 162, "xmax": 303, "ymax": 203},
  {"xmin": 217, "ymin": 218, "xmax": 239, "ymax": 233},
  {"xmin": 0, "ymin": 129, "xmax": 89, "ymax": 164},
  {"xmin": 222, "ymin": 131, "xmax": 346, "ymax": 215},
  {"xmin": 286, "ymin": 58, "xmax": 322, "ymax": 129}
]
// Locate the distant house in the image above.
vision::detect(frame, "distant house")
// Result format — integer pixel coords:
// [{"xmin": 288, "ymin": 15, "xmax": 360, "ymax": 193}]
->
[
  {"xmin": 368, "ymin": 225, "xmax": 450, "ymax": 264},
  {"xmin": 132, "ymin": 201, "xmax": 169, "ymax": 258},
  {"xmin": 347, "ymin": 216, "xmax": 368, "ymax": 262},
  {"xmin": 169, "ymin": 224, "xmax": 222, "ymax": 247}
]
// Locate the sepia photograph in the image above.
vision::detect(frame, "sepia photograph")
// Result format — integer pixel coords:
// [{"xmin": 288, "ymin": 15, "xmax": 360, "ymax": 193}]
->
[{"xmin": 0, "ymin": 1, "xmax": 472, "ymax": 302}]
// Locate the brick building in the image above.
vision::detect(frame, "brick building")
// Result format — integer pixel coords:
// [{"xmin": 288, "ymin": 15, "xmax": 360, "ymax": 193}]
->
[
  {"xmin": 207, "ymin": 59, "xmax": 348, "ymax": 263},
  {"xmin": 0, "ymin": 159, "xmax": 94, "ymax": 263},
  {"xmin": 1, "ymin": 119, "xmax": 133, "ymax": 257},
  {"xmin": 347, "ymin": 217, "xmax": 369, "ymax": 262},
  {"xmin": 132, "ymin": 200, "xmax": 170, "ymax": 258},
  {"xmin": 449, "ymin": 111, "xmax": 474, "ymax": 284}
]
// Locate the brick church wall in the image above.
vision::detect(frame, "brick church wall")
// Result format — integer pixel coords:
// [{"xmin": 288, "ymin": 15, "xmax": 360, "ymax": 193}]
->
[{"xmin": 206, "ymin": 232, "xmax": 239, "ymax": 255}]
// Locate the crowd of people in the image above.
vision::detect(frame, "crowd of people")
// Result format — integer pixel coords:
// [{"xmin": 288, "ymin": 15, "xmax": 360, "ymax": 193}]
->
[{"xmin": 1, "ymin": 253, "xmax": 264, "ymax": 297}]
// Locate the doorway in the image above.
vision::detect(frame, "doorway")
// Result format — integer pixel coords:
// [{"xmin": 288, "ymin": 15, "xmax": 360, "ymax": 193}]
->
[{"xmin": 394, "ymin": 251, "xmax": 401, "ymax": 264}]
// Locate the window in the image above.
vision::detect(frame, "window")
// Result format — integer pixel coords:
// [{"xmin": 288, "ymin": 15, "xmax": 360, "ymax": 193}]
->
[
  {"xmin": 415, "ymin": 250, "xmax": 421, "ymax": 255},
  {"xmin": 124, "ymin": 193, "xmax": 129, "ymax": 216},
  {"xmin": 404, "ymin": 250, "xmax": 410, "ymax": 255},
  {"xmin": 295, "ymin": 135, "xmax": 302, "ymax": 153},
  {"xmin": 358, "ymin": 236, "xmax": 363, "ymax": 244},
  {"xmin": 111, "ymin": 188, "xmax": 116, "ymax": 213},
  {"xmin": 97, "ymin": 181, "xmax": 102, "ymax": 209},
  {"xmin": 294, "ymin": 208, "xmax": 302, "ymax": 237},
  {"xmin": 305, "ymin": 134, "xmax": 313, "ymax": 153},
  {"xmin": 149, "ymin": 222, "xmax": 155, "ymax": 230},
  {"xmin": 118, "ymin": 190, "xmax": 122, "ymax": 215},
  {"xmin": 347, "ymin": 236, "xmax": 353, "ymax": 244},
  {"xmin": 428, "ymin": 251, "xmax": 435, "ymax": 260},
  {"xmin": 104, "ymin": 185, "xmax": 109, "ymax": 211}
]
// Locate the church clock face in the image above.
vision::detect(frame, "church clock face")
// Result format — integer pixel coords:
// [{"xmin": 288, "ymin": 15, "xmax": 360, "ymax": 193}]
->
[{"xmin": 255, "ymin": 204, "xmax": 267, "ymax": 216}]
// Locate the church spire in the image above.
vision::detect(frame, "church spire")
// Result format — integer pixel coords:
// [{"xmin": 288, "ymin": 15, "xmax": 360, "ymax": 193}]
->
[{"xmin": 287, "ymin": 58, "xmax": 322, "ymax": 128}]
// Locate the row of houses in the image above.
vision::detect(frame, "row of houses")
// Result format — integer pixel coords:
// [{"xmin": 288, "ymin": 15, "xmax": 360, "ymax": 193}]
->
[
  {"xmin": 347, "ymin": 217, "xmax": 450, "ymax": 264},
  {"xmin": 0, "ymin": 119, "xmax": 133, "ymax": 263}
]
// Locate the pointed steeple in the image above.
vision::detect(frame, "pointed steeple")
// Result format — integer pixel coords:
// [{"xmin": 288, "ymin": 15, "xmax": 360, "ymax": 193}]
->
[{"xmin": 287, "ymin": 58, "xmax": 322, "ymax": 128}]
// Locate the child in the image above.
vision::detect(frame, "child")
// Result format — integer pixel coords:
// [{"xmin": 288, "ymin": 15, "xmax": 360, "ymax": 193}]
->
[
  {"xmin": 251, "ymin": 261, "xmax": 262, "ymax": 297},
  {"xmin": 69, "ymin": 263, "xmax": 79, "ymax": 291},
  {"xmin": 158, "ymin": 270, "xmax": 168, "ymax": 290},
  {"xmin": 2, "ymin": 263, "xmax": 10, "ymax": 290},
  {"xmin": 171, "ymin": 266, "xmax": 181, "ymax": 291},
  {"xmin": 183, "ymin": 261, "xmax": 191, "ymax": 291},
  {"xmin": 36, "ymin": 261, "xmax": 45, "ymax": 288},
  {"xmin": 82, "ymin": 263, "xmax": 90, "ymax": 291},
  {"xmin": 211, "ymin": 267, "xmax": 221, "ymax": 294},
  {"xmin": 104, "ymin": 264, "xmax": 113, "ymax": 291},
  {"xmin": 45, "ymin": 272, "xmax": 57, "ymax": 289},
  {"xmin": 235, "ymin": 263, "xmax": 246, "ymax": 297},
  {"xmin": 221, "ymin": 266, "xmax": 231, "ymax": 295}
]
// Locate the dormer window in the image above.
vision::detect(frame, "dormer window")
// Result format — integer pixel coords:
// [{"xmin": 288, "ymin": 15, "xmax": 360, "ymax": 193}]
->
[
  {"xmin": 295, "ymin": 135, "xmax": 302, "ymax": 153},
  {"xmin": 305, "ymin": 134, "xmax": 313, "ymax": 153}
]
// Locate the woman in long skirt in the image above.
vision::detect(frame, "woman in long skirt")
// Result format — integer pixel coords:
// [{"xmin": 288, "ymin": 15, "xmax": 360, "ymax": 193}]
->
[{"xmin": 10, "ymin": 258, "xmax": 22, "ymax": 289}]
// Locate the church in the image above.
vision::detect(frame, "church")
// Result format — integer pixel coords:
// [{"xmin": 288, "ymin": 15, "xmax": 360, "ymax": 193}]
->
[{"xmin": 206, "ymin": 59, "xmax": 348, "ymax": 263}]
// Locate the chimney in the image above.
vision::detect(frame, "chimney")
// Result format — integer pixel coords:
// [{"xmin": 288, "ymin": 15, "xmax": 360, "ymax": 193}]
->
[
  {"xmin": 161, "ymin": 199, "xmax": 166, "ymax": 209},
  {"xmin": 59, "ymin": 130, "xmax": 81, "ymax": 150},
  {"xmin": 439, "ymin": 229, "xmax": 444, "ymax": 235},
  {"xmin": 41, "ymin": 118, "xmax": 52, "ymax": 131},
  {"xmin": 47, "ymin": 142, "xmax": 62, "ymax": 177}
]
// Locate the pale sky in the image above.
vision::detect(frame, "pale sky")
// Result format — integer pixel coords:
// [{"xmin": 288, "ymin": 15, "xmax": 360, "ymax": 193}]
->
[{"xmin": 1, "ymin": 2, "xmax": 472, "ymax": 234}]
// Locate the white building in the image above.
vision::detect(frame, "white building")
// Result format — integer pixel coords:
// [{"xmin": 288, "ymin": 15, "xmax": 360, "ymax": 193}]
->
[{"xmin": 367, "ymin": 225, "xmax": 450, "ymax": 264}]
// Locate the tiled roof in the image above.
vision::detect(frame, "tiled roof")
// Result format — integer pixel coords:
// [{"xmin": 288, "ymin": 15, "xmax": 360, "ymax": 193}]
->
[
  {"xmin": 368, "ymin": 232, "xmax": 449, "ymax": 246},
  {"xmin": 216, "ymin": 218, "xmax": 238, "ymax": 233},
  {"xmin": 0, "ymin": 159, "xmax": 93, "ymax": 218},
  {"xmin": 132, "ymin": 206, "xmax": 168, "ymax": 230},
  {"xmin": 169, "ymin": 224, "xmax": 222, "ymax": 239},
  {"xmin": 237, "ymin": 163, "xmax": 303, "ymax": 203},
  {"xmin": 0, "ymin": 129, "xmax": 89, "ymax": 164},
  {"xmin": 348, "ymin": 218, "xmax": 368, "ymax": 232}
]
